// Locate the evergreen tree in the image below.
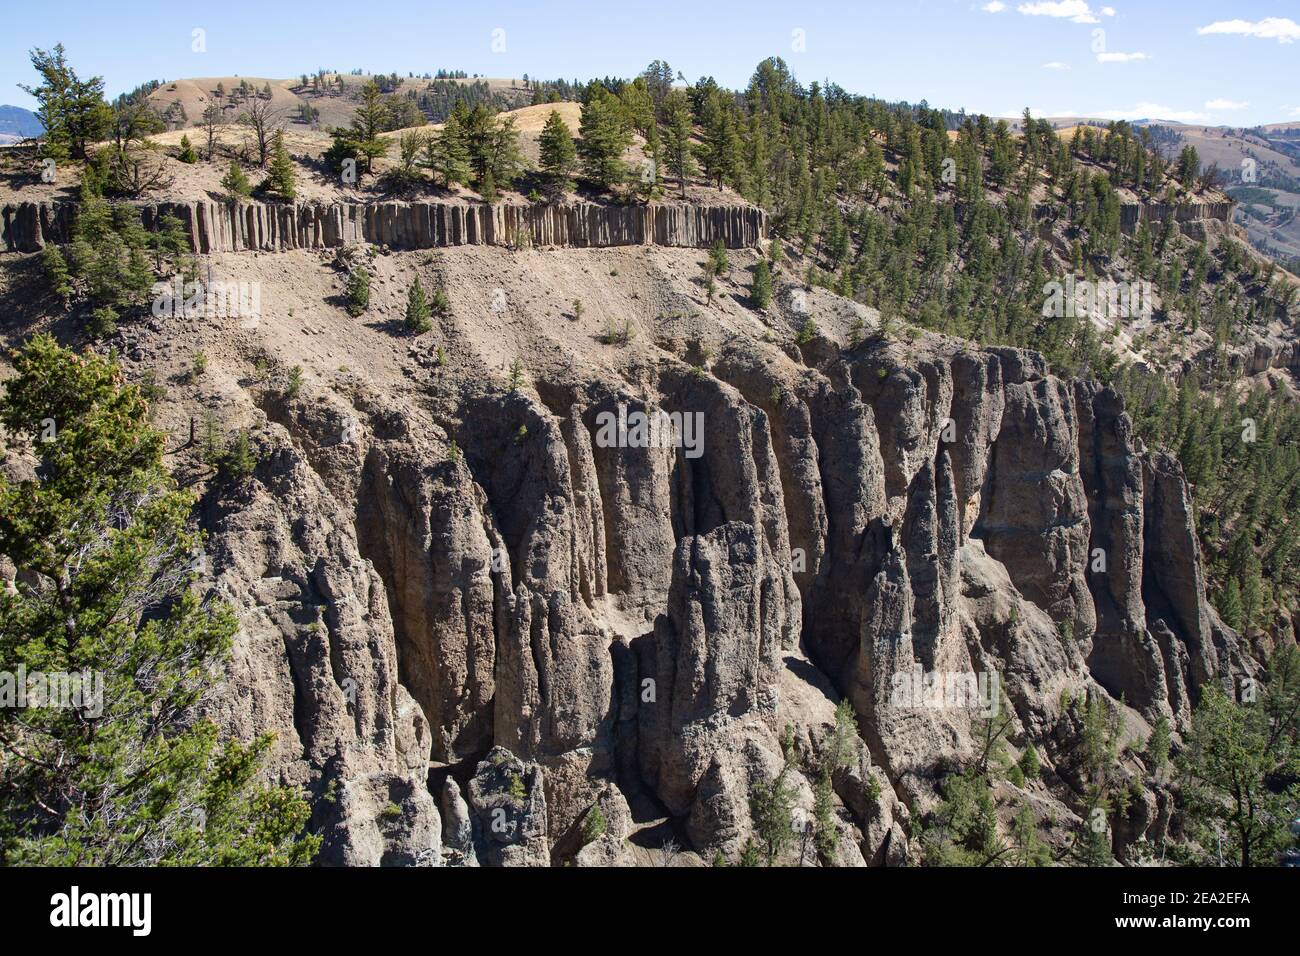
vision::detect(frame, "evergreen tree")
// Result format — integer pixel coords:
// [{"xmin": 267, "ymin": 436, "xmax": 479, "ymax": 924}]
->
[
  {"xmin": 750, "ymin": 259, "xmax": 773, "ymax": 310},
  {"xmin": 345, "ymin": 265, "xmax": 370, "ymax": 316},
  {"xmin": 479, "ymin": 169, "xmax": 498, "ymax": 204},
  {"xmin": 578, "ymin": 87, "xmax": 633, "ymax": 190},
  {"xmin": 261, "ymin": 130, "xmax": 296, "ymax": 200},
  {"xmin": 20, "ymin": 44, "xmax": 112, "ymax": 160},
  {"xmin": 1174, "ymin": 646, "xmax": 1300, "ymax": 867},
  {"xmin": 177, "ymin": 134, "xmax": 198, "ymax": 164},
  {"xmin": 662, "ymin": 89, "xmax": 697, "ymax": 199},
  {"xmin": 40, "ymin": 244, "xmax": 72, "ymax": 304},
  {"xmin": 424, "ymin": 109, "xmax": 471, "ymax": 188},
  {"xmin": 64, "ymin": 188, "xmax": 154, "ymax": 311},
  {"xmin": 220, "ymin": 160, "xmax": 253, "ymax": 201},
  {"xmin": 462, "ymin": 104, "xmax": 523, "ymax": 191},
  {"xmin": 404, "ymin": 277, "xmax": 432, "ymax": 332},
  {"xmin": 749, "ymin": 755, "xmax": 796, "ymax": 864},
  {"xmin": 1177, "ymin": 145, "xmax": 1200, "ymax": 188},
  {"xmin": 0, "ymin": 336, "xmax": 318, "ymax": 865},
  {"xmin": 351, "ymin": 81, "xmax": 390, "ymax": 173},
  {"xmin": 538, "ymin": 109, "xmax": 577, "ymax": 193}
]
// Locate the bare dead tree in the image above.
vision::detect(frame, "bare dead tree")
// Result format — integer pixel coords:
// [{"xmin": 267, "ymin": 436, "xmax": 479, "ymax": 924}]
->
[
  {"xmin": 654, "ymin": 838, "xmax": 682, "ymax": 866},
  {"xmin": 240, "ymin": 98, "xmax": 285, "ymax": 167},
  {"xmin": 105, "ymin": 146, "xmax": 174, "ymax": 197},
  {"xmin": 201, "ymin": 103, "xmax": 223, "ymax": 161}
]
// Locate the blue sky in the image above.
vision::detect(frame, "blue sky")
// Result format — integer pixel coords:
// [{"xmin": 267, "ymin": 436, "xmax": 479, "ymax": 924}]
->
[{"xmin": 3, "ymin": 0, "xmax": 1297, "ymax": 126}]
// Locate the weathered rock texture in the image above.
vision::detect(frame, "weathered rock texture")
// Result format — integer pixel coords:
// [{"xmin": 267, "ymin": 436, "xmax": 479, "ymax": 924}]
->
[
  {"xmin": 1, "ymin": 200, "xmax": 767, "ymax": 253},
  {"xmin": 192, "ymin": 321, "xmax": 1245, "ymax": 865},
  {"xmin": 1118, "ymin": 200, "xmax": 1234, "ymax": 234}
]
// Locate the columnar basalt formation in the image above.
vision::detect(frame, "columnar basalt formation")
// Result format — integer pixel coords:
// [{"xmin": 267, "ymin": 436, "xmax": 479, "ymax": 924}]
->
[
  {"xmin": 1, "ymin": 199, "xmax": 768, "ymax": 253},
  {"xmin": 1118, "ymin": 200, "xmax": 1235, "ymax": 234}
]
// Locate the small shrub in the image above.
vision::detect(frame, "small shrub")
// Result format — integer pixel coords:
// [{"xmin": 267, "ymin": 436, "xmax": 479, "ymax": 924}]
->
[
  {"xmin": 89, "ymin": 305, "xmax": 118, "ymax": 338},
  {"xmin": 1018, "ymin": 745, "xmax": 1041, "ymax": 781},
  {"xmin": 707, "ymin": 241, "xmax": 730, "ymax": 277},
  {"xmin": 430, "ymin": 286, "xmax": 450, "ymax": 315},
  {"xmin": 750, "ymin": 259, "xmax": 772, "ymax": 310},
  {"xmin": 220, "ymin": 161, "xmax": 252, "ymax": 201},
  {"xmin": 404, "ymin": 277, "xmax": 432, "ymax": 333},
  {"xmin": 285, "ymin": 365, "xmax": 304, "ymax": 397},
  {"xmin": 507, "ymin": 358, "xmax": 525, "ymax": 392},
  {"xmin": 508, "ymin": 773, "xmax": 526, "ymax": 802},
  {"xmin": 345, "ymin": 266, "xmax": 370, "ymax": 317},
  {"xmin": 580, "ymin": 804, "xmax": 608, "ymax": 845},
  {"xmin": 218, "ymin": 429, "xmax": 257, "ymax": 481}
]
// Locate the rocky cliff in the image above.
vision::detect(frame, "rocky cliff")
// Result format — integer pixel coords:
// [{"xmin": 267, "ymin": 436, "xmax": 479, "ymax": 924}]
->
[
  {"xmin": 0, "ymin": 199, "xmax": 767, "ymax": 254},
  {"xmin": 177, "ymin": 297, "xmax": 1242, "ymax": 865},
  {"xmin": 1117, "ymin": 200, "xmax": 1235, "ymax": 234}
]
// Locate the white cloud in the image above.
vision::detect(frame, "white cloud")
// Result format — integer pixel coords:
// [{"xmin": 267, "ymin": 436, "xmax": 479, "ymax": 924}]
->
[
  {"xmin": 1205, "ymin": 98, "xmax": 1249, "ymax": 111},
  {"xmin": 1096, "ymin": 51, "xmax": 1150, "ymax": 62},
  {"xmin": 1286, "ymin": 106, "xmax": 1300, "ymax": 118},
  {"xmin": 1197, "ymin": 17, "xmax": 1300, "ymax": 43},
  {"xmin": 1101, "ymin": 6, "xmax": 1116, "ymax": 15},
  {"xmin": 1042, "ymin": 61, "xmax": 1071, "ymax": 69},
  {"xmin": 1097, "ymin": 102, "xmax": 1209, "ymax": 123},
  {"xmin": 1017, "ymin": 1, "xmax": 1099, "ymax": 23},
  {"xmin": 982, "ymin": 1, "xmax": 1007, "ymax": 12}
]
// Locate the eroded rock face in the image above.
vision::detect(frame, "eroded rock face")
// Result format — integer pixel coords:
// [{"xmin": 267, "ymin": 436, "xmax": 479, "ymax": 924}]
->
[
  {"xmin": 186, "ymin": 327, "xmax": 1239, "ymax": 865},
  {"xmin": 198, "ymin": 434, "xmax": 441, "ymax": 867},
  {"xmin": 467, "ymin": 748, "xmax": 549, "ymax": 866}
]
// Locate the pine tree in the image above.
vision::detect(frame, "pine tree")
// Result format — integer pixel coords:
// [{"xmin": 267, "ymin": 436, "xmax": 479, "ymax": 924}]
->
[
  {"xmin": 177, "ymin": 134, "xmax": 198, "ymax": 164},
  {"xmin": 351, "ymin": 81, "xmax": 389, "ymax": 173},
  {"xmin": 424, "ymin": 111, "xmax": 471, "ymax": 188},
  {"xmin": 578, "ymin": 87, "xmax": 633, "ymax": 191},
  {"xmin": 220, "ymin": 160, "xmax": 252, "ymax": 201},
  {"xmin": 0, "ymin": 336, "xmax": 318, "ymax": 865},
  {"xmin": 662, "ymin": 89, "xmax": 696, "ymax": 199},
  {"xmin": 538, "ymin": 110, "xmax": 577, "ymax": 193},
  {"xmin": 1174, "ymin": 646, "xmax": 1300, "ymax": 867},
  {"xmin": 749, "ymin": 766, "xmax": 796, "ymax": 865},
  {"xmin": 20, "ymin": 45, "xmax": 112, "ymax": 160},
  {"xmin": 750, "ymin": 259, "xmax": 773, "ymax": 310},
  {"xmin": 345, "ymin": 265, "xmax": 370, "ymax": 317},
  {"xmin": 40, "ymin": 244, "xmax": 72, "ymax": 304},
  {"xmin": 405, "ymin": 277, "xmax": 432, "ymax": 333},
  {"xmin": 697, "ymin": 90, "xmax": 742, "ymax": 190},
  {"xmin": 261, "ymin": 130, "xmax": 296, "ymax": 200},
  {"xmin": 462, "ymin": 104, "xmax": 523, "ymax": 192}
]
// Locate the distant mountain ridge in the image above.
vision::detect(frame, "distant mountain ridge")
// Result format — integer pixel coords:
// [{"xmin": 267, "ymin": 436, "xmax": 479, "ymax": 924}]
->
[{"xmin": 0, "ymin": 105, "xmax": 43, "ymax": 143}]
